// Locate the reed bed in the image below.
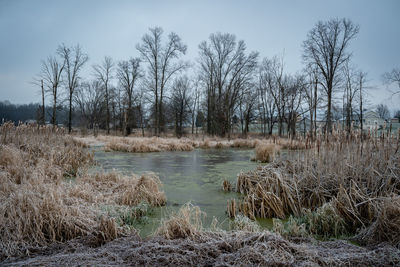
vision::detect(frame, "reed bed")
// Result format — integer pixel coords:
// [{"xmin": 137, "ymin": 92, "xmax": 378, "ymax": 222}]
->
[
  {"xmin": 231, "ymin": 129, "xmax": 400, "ymax": 246},
  {"xmin": 0, "ymin": 123, "xmax": 166, "ymax": 259},
  {"xmin": 78, "ymin": 134, "xmax": 306, "ymax": 152},
  {"xmin": 74, "ymin": 132, "xmax": 309, "ymax": 156},
  {"xmin": 103, "ymin": 136, "xmax": 196, "ymax": 152}
]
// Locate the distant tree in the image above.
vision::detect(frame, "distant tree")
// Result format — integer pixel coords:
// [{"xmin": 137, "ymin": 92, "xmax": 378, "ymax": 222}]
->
[
  {"xmin": 356, "ymin": 71, "xmax": 367, "ymax": 134},
  {"xmin": 239, "ymin": 85, "xmax": 258, "ymax": 137},
  {"xmin": 198, "ymin": 32, "xmax": 258, "ymax": 137},
  {"xmin": 136, "ymin": 27, "xmax": 188, "ymax": 135},
  {"xmin": 32, "ymin": 78, "xmax": 46, "ymax": 125},
  {"xmin": 377, "ymin": 104, "xmax": 390, "ymax": 120},
  {"xmin": 57, "ymin": 44, "xmax": 89, "ymax": 133},
  {"xmin": 75, "ymin": 81, "xmax": 104, "ymax": 134},
  {"xmin": 285, "ymin": 74, "xmax": 306, "ymax": 137},
  {"xmin": 304, "ymin": 65, "xmax": 319, "ymax": 138},
  {"xmin": 258, "ymin": 60, "xmax": 277, "ymax": 135},
  {"xmin": 303, "ymin": 18, "xmax": 359, "ymax": 133},
  {"xmin": 342, "ymin": 63, "xmax": 360, "ymax": 133},
  {"xmin": 40, "ymin": 55, "xmax": 65, "ymax": 127},
  {"xmin": 190, "ymin": 77, "xmax": 201, "ymax": 135},
  {"xmin": 117, "ymin": 58, "xmax": 141, "ymax": 135},
  {"xmin": 170, "ymin": 76, "xmax": 192, "ymax": 137},
  {"xmin": 195, "ymin": 110, "xmax": 205, "ymax": 128},
  {"xmin": 394, "ymin": 110, "xmax": 400, "ymax": 120},
  {"xmin": 382, "ymin": 68, "xmax": 400, "ymax": 96},
  {"xmin": 259, "ymin": 56, "xmax": 301, "ymax": 137},
  {"xmin": 93, "ymin": 56, "xmax": 114, "ymax": 134},
  {"xmin": 0, "ymin": 101, "xmax": 40, "ymax": 123}
]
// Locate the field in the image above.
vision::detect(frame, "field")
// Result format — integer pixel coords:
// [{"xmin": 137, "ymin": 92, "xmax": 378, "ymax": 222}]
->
[{"xmin": 1, "ymin": 123, "xmax": 400, "ymax": 266}]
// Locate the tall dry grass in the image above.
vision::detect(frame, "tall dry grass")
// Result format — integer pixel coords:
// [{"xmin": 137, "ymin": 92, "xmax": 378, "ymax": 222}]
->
[
  {"xmin": 0, "ymin": 123, "xmax": 166, "ymax": 259},
  {"xmin": 254, "ymin": 142, "xmax": 280, "ymax": 162},
  {"xmin": 156, "ymin": 203, "xmax": 205, "ymax": 239},
  {"xmin": 76, "ymin": 133, "xmax": 308, "ymax": 155},
  {"xmin": 103, "ymin": 136, "xmax": 196, "ymax": 152},
  {"xmin": 232, "ymin": 128, "xmax": 400, "ymax": 246}
]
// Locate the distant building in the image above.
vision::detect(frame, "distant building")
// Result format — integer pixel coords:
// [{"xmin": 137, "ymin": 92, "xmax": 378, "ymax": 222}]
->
[
  {"xmin": 391, "ymin": 118, "xmax": 399, "ymax": 123},
  {"xmin": 363, "ymin": 111, "xmax": 384, "ymax": 130}
]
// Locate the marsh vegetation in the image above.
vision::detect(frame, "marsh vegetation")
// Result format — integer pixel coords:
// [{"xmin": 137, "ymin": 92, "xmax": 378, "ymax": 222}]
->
[{"xmin": 1, "ymin": 123, "xmax": 399, "ymax": 266}]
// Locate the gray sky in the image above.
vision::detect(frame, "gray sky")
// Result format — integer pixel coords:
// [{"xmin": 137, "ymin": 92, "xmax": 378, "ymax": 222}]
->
[{"xmin": 0, "ymin": 0, "xmax": 399, "ymax": 110}]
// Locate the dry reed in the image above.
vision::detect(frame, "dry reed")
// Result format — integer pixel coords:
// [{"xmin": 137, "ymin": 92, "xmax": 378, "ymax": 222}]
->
[
  {"xmin": 156, "ymin": 203, "xmax": 205, "ymax": 239},
  {"xmin": 0, "ymin": 123, "xmax": 166, "ymax": 259},
  {"xmin": 222, "ymin": 179, "xmax": 232, "ymax": 192},
  {"xmin": 103, "ymin": 136, "xmax": 195, "ymax": 152},
  {"xmin": 232, "ymin": 129, "xmax": 400, "ymax": 246},
  {"xmin": 254, "ymin": 142, "xmax": 280, "ymax": 162}
]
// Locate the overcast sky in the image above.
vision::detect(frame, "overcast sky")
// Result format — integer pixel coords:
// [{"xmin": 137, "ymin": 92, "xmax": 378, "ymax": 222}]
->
[{"xmin": 0, "ymin": 0, "xmax": 399, "ymax": 110}]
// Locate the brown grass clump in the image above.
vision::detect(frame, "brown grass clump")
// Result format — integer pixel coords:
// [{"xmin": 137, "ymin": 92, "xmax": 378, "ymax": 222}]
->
[
  {"xmin": 156, "ymin": 203, "xmax": 205, "ymax": 239},
  {"xmin": 119, "ymin": 174, "xmax": 166, "ymax": 206},
  {"xmin": 232, "ymin": 139, "xmax": 257, "ymax": 148},
  {"xmin": 277, "ymin": 137, "xmax": 306, "ymax": 150},
  {"xmin": 0, "ymin": 123, "xmax": 166, "ymax": 259},
  {"xmin": 70, "ymin": 171, "xmax": 166, "ymax": 207},
  {"xmin": 254, "ymin": 142, "xmax": 280, "ymax": 162},
  {"xmin": 354, "ymin": 196, "xmax": 400, "ymax": 246},
  {"xmin": 227, "ymin": 199, "xmax": 237, "ymax": 218},
  {"xmin": 232, "ymin": 129, "xmax": 400, "ymax": 246},
  {"xmin": 222, "ymin": 179, "xmax": 232, "ymax": 192},
  {"xmin": 102, "ymin": 136, "xmax": 195, "ymax": 153}
]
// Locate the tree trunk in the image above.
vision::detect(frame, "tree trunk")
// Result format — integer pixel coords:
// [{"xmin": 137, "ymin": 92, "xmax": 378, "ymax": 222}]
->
[
  {"xmin": 52, "ymin": 88, "xmax": 57, "ymax": 129},
  {"xmin": 41, "ymin": 80, "xmax": 45, "ymax": 125},
  {"xmin": 105, "ymin": 87, "xmax": 110, "ymax": 135},
  {"xmin": 68, "ymin": 92, "xmax": 73, "ymax": 133}
]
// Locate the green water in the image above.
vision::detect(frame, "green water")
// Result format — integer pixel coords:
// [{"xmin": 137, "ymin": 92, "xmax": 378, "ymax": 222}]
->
[{"xmin": 93, "ymin": 148, "xmax": 271, "ymax": 236}]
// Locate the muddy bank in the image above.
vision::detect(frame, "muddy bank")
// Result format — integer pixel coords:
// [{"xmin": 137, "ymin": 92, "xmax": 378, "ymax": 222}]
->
[{"xmin": 5, "ymin": 231, "xmax": 400, "ymax": 266}]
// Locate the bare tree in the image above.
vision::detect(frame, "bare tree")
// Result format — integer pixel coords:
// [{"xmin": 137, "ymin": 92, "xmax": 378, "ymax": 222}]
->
[
  {"xmin": 190, "ymin": 77, "xmax": 201, "ymax": 135},
  {"xmin": 377, "ymin": 104, "xmax": 390, "ymax": 120},
  {"xmin": 260, "ymin": 56, "xmax": 287, "ymax": 136},
  {"xmin": 170, "ymin": 76, "xmax": 192, "ymax": 137},
  {"xmin": 394, "ymin": 110, "xmax": 400, "ymax": 120},
  {"xmin": 93, "ymin": 56, "xmax": 114, "ymax": 134},
  {"xmin": 40, "ymin": 55, "xmax": 65, "ymax": 127},
  {"xmin": 40, "ymin": 79, "xmax": 45, "ymax": 125},
  {"xmin": 304, "ymin": 65, "xmax": 319, "ymax": 139},
  {"xmin": 239, "ymin": 85, "xmax": 258, "ymax": 137},
  {"xmin": 198, "ymin": 32, "xmax": 258, "ymax": 137},
  {"xmin": 342, "ymin": 62, "xmax": 360, "ymax": 133},
  {"xmin": 75, "ymin": 80, "xmax": 104, "ymax": 134},
  {"xmin": 383, "ymin": 68, "xmax": 400, "ymax": 96},
  {"xmin": 57, "ymin": 44, "xmax": 89, "ymax": 133},
  {"xmin": 357, "ymin": 71, "xmax": 367, "ymax": 134},
  {"xmin": 32, "ymin": 78, "xmax": 46, "ymax": 125},
  {"xmin": 117, "ymin": 58, "xmax": 141, "ymax": 135},
  {"xmin": 303, "ymin": 18, "xmax": 359, "ymax": 133},
  {"xmin": 136, "ymin": 27, "xmax": 188, "ymax": 135},
  {"xmin": 257, "ymin": 62, "xmax": 277, "ymax": 136},
  {"xmin": 285, "ymin": 74, "xmax": 306, "ymax": 137}
]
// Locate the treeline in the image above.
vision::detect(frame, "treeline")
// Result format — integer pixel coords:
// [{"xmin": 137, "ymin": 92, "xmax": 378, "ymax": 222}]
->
[
  {"xmin": 28, "ymin": 18, "xmax": 399, "ymax": 137},
  {"xmin": 0, "ymin": 101, "xmax": 72, "ymax": 125}
]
